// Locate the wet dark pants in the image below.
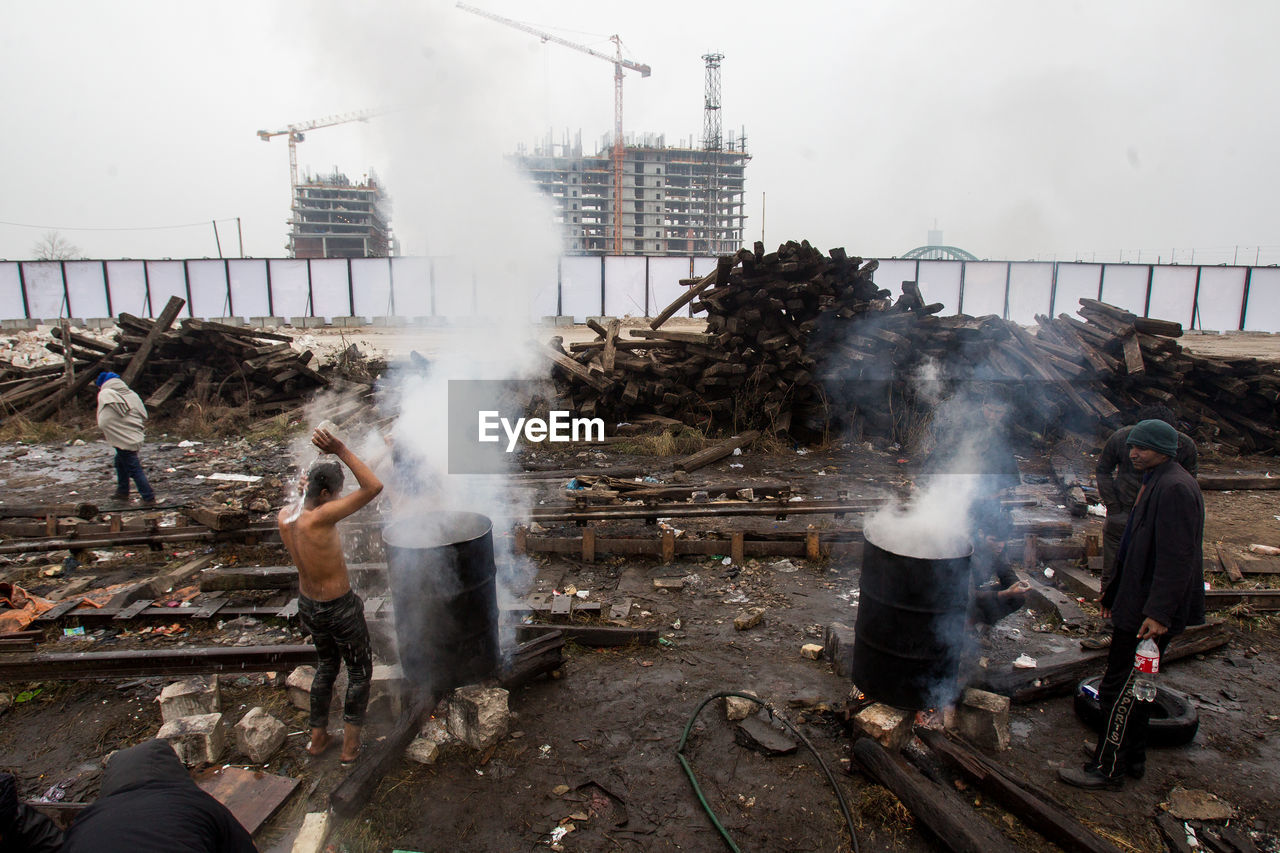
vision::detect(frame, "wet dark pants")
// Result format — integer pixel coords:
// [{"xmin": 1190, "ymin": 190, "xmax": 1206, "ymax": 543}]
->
[
  {"xmin": 1092, "ymin": 630, "xmax": 1171, "ymax": 779},
  {"xmin": 299, "ymin": 590, "xmax": 373, "ymax": 728},
  {"xmin": 113, "ymin": 448, "xmax": 154, "ymax": 500}
]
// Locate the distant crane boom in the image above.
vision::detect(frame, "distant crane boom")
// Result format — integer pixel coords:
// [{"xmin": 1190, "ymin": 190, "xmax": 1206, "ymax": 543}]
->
[
  {"xmin": 256, "ymin": 107, "xmax": 387, "ymax": 207},
  {"xmin": 457, "ymin": 2, "xmax": 650, "ymax": 254}
]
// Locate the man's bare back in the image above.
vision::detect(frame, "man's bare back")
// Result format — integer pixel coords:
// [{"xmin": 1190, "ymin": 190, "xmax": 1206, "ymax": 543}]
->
[{"xmin": 278, "ymin": 428, "xmax": 384, "ymax": 602}]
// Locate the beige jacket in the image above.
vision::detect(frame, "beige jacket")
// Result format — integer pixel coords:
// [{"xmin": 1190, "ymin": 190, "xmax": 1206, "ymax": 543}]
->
[{"xmin": 97, "ymin": 378, "xmax": 147, "ymax": 451}]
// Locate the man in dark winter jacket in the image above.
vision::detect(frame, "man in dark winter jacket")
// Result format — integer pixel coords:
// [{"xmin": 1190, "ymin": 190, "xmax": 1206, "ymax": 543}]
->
[
  {"xmin": 62, "ymin": 739, "xmax": 256, "ymax": 852},
  {"xmin": 1059, "ymin": 419, "xmax": 1205, "ymax": 790},
  {"xmin": 0, "ymin": 772, "xmax": 63, "ymax": 853}
]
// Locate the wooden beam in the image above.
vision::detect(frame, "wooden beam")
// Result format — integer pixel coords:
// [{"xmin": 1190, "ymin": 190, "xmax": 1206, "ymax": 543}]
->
[
  {"xmin": 329, "ymin": 689, "xmax": 442, "ymax": 817},
  {"xmin": 121, "ymin": 295, "xmax": 186, "ymax": 386},
  {"xmin": 675, "ymin": 431, "xmax": 760, "ymax": 474},
  {"xmin": 0, "ymin": 645, "xmax": 316, "ymax": 681},
  {"xmin": 515, "ymin": 624, "xmax": 658, "ymax": 646},
  {"xmin": 649, "ymin": 264, "xmax": 720, "ymax": 330}
]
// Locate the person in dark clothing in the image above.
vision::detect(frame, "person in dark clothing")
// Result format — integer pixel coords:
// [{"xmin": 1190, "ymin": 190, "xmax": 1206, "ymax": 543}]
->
[
  {"xmin": 1059, "ymin": 419, "xmax": 1205, "ymax": 791},
  {"xmin": 1088, "ymin": 406, "xmax": 1197, "ymax": 649},
  {"xmin": 968, "ymin": 509, "xmax": 1030, "ymax": 627},
  {"xmin": 61, "ymin": 739, "xmax": 256, "ymax": 852},
  {"xmin": 0, "ymin": 772, "xmax": 63, "ymax": 853}
]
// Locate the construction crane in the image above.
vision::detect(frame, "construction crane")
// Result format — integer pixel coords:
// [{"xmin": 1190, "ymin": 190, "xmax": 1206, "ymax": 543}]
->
[
  {"xmin": 457, "ymin": 3, "xmax": 650, "ymax": 255},
  {"xmin": 256, "ymin": 108, "xmax": 386, "ymax": 209}
]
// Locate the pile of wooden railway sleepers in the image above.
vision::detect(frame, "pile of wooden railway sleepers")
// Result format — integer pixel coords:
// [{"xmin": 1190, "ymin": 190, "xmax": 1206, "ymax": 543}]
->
[
  {"xmin": 546, "ymin": 240, "xmax": 1280, "ymax": 451},
  {"xmin": 0, "ymin": 296, "xmax": 330, "ymax": 422}
]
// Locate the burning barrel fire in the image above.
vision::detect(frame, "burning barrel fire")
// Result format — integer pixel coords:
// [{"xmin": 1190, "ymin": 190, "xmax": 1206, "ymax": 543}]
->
[
  {"xmin": 851, "ymin": 525, "xmax": 972, "ymax": 710},
  {"xmin": 382, "ymin": 511, "xmax": 500, "ymax": 692}
]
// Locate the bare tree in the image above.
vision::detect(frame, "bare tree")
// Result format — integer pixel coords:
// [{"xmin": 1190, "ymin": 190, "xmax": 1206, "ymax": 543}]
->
[{"xmin": 32, "ymin": 231, "xmax": 81, "ymax": 261}]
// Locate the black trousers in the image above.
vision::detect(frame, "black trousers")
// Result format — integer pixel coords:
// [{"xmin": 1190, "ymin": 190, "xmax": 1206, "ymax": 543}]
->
[
  {"xmin": 1092, "ymin": 629, "xmax": 1171, "ymax": 778},
  {"xmin": 299, "ymin": 590, "xmax": 373, "ymax": 728}
]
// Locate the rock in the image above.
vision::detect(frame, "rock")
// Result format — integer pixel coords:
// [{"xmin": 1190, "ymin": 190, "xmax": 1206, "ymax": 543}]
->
[
  {"xmin": 286, "ymin": 666, "xmax": 315, "ymax": 711},
  {"xmin": 724, "ymin": 692, "xmax": 759, "ymax": 721},
  {"xmin": 769, "ymin": 559, "xmax": 799, "ymax": 573},
  {"xmin": 854, "ymin": 703, "xmax": 913, "ymax": 751},
  {"xmin": 800, "ymin": 643, "xmax": 824, "ymax": 660},
  {"xmin": 734, "ymin": 608, "xmax": 765, "ymax": 631},
  {"xmin": 0, "ymin": 693, "xmax": 11, "ymax": 716},
  {"xmin": 291, "ymin": 811, "xmax": 332, "ymax": 853},
  {"xmin": 158, "ymin": 713, "xmax": 227, "ymax": 765},
  {"xmin": 950, "ymin": 688, "xmax": 1011, "ymax": 751},
  {"xmin": 158, "ymin": 676, "xmax": 220, "ymax": 723},
  {"xmin": 447, "ymin": 685, "xmax": 510, "ymax": 750},
  {"xmin": 788, "ymin": 689, "xmax": 823, "ymax": 709},
  {"xmin": 405, "ymin": 737, "xmax": 440, "ymax": 765},
  {"xmin": 1167, "ymin": 787, "xmax": 1234, "ymax": 821},
  {"xmin": 419, "ymin": 713, "xmax": 454, "ymax": 747},
  {"xmin": 249, "ymin": 499, "xmax": 271, "ymax": 513},
  {"xmin": 234, "ymin": 707, "xmax": 287, "ymax": 763},
  {"xmin": 823, "ymin": 622, "xmax": 856, "ymax": 679},
  {"xmin": 734, "ymin": 712, "xmax": 798, "ymax": 756},
  {"xmin": 653, "ymin": 577, "xmax": 685, "ymax": 591}
]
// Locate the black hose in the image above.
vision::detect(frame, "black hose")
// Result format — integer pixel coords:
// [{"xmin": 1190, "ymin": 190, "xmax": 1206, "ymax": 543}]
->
[{"xmin": 676, "ymin": 690, "xmax": 860, "ymax": 853}]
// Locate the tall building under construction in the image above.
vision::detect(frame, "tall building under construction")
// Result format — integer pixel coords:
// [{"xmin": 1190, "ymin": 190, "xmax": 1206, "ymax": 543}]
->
[
  {"xmin": 512, "ymin": 131, "xmax": 750, "ymax": 257},
  {"xmin": 289, "ymin": 170, "xmax": 392, "ymax": 259}
]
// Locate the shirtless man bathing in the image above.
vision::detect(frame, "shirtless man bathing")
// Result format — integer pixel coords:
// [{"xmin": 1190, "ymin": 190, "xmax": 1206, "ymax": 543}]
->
[{"xmin": 278, "ymin": 427, "xmax": 383, "ymax": 764}]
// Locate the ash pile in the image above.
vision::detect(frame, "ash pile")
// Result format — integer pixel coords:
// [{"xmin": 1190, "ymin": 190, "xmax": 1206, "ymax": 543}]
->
[{"xmin": 546, "ymin": 240, "xmax": 1280, "ymax": 452}]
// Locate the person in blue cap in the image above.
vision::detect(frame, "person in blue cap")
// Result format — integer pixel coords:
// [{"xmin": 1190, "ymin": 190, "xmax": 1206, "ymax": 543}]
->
[
  {"xmin": 95, "ymin": 371, "xmax": 157, "ymax": 504},
  {"xmin": 1059, "ymin": 418, "xmax": 1205, "ymax": 790}
]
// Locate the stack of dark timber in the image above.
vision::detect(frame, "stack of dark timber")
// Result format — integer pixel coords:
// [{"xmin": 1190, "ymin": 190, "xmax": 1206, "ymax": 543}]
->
[
  {"xmin": 546, "ymin": 240, "xmax": 1280, "ymax": 450},
  {"xmin": 0, "ymin": 296, "xmax": 330, "ymax": 422}
]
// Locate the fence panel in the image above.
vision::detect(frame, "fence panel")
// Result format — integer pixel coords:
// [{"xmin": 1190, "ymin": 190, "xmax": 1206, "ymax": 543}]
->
[
  {"xmin": 1148, "ymin": 266, "xmax": 1198, "ymax": 327},
  {"xmin": 65, "ymin": 262, "xmax": 109, "ymax": 319},
  {"xmin": 0, "ymin": 263, "xmax": 24, "ymax": 319},
  {"xmin": 310, "ymin": 259, "xmax": 352, "ymax": 319},
  {"xmin": 104, "ymin": 261, "xmax": 147, "ymax": 317},
  {"xmin": 21, "ymin": 262, "xmax": 64, "ymax": 319},
  {"xmin": 227, "ymin": 260, "xmax": 270, "ymax": 319},
  {"xmin": 267, "ymin": 260, "xmax": 309, "ymax": 319},
  {"xmin": 1051, "ymin": 263, "xmax": 1102, "ymax": 317},
  {"xmin": 351, "ymin": 259, "xmax": 393, "ymax": 318},
  {"xmin": 871, "ymin": 259, "xmax": 917, "ymax": 296},
  {"xmin": 1195, "ymin": 267, "xmax": 1247, "ymax": 331},
  {"xmin": 428, "ymin": 256, "xmax": 469, "ymax": 318},
  {"xmin": 188, "ymin": 260, "xmax": 229, "ymax": 319},
  {"xmin": 917, "ymin": 261, "xmax": 962, "ymax": 314},
  {"xmin": 604, "ymin": 256, "xmax": 646, "ymax": 318},
  {"xmin": 958, "ymin": 262, "xmax": 1007, "ymax": 318},
  {"xmin": 647, "ymin": 257, "xmax": 690, "ymax": 317},
  {"xmin": 142, "ymin": 261, "xmax": 189, "ymax": 318},
  {"xmin": 1243, "ymin": 268, "xmax": 1280, "ymax": 332},
  {"xmin": 1006, "ymin": 263, "xmax": 1054, "ymax": 324},
  {"xmin": 560, "ymin": 256, "xmax": 601, "ymax": 321},
  {"xmin": 1099, "ymin": 264, "xmax": 1149, "ymax": 316}
]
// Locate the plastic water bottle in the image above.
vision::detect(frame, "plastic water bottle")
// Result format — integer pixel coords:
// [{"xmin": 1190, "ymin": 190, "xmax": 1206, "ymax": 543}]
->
[{"xmin": 1133, "ymin": 638, "xmax": 1159, "ymax": 702}]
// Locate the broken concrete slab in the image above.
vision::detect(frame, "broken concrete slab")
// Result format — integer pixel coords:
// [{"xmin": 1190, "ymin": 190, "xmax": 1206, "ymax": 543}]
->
[
  {"xmin": 405, "ymin": 737, "xmax": 441, "ymax": 765},
  {"xmin": 286, "ymin": 666, "xmax": 314, "ymax": 711},
  {"xmin": 368, "ymin": 663, "xmax": 406, "ymax": 719},
  {"xmin": 447, "ymin": 685, "xmax": 510, "ymax": 750},
  {"xmin": 724, "ymin": 692, "xmax": 759, "ymax": 721},
  {"xmin": 950, "ymin": 688, "xmax": 1011, "ymax": 751},
  {"xmin": 733, "ymin": 607, "xmax": 765, "ymax": 631},
  {"xmin": 1167, "ymin": 787, "xmax": 1234, "ymax": 821},
  {"xmin": 234, "ymin": 706, "xmax": 287, "ymax": 763},
  {"xmin": 854, "ymin": 703, "xmax": 913, "ymax": 751},
  {"xmin": 158, "ymin": 712, "xmax": 227, "ymax": 765},
  {"xmin": 158, "ymin": 676, "xmax": 220, "ymax": 723},
  {"xmin": 734, "ymin": 712, "xmax": 798, "ymax": 756},
  {"xmin": 800, "ymin": 643, "xmax": 823, "ymax": 660},
  {"xmin": 291, "ymin": 811, "xmax": 332, "ymax": 853}
]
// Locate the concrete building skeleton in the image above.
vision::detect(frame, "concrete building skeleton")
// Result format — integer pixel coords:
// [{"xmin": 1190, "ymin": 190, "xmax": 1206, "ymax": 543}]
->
[
  {"xmin": 512, "ymin": 132, "xmax": 750, "ymax": 257},
  {"xmin": 289, "ymin": 170, "xmax": 393, "ymax": 259}
]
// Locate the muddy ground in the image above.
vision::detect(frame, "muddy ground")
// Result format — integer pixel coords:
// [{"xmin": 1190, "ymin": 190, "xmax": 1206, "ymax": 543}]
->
[{"xmin": 1, "ymin": 326, "xmax": 1279, "ymax": 852}]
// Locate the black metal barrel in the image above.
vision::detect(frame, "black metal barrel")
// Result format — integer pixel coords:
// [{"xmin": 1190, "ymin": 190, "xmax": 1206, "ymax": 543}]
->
[
  {"xmin": 382, "ymin": 511, "xmax": 499, "ymax": 692},
  {"xmin": 851, "ymin": 529, "xmax": 972, "ymax": 710}
]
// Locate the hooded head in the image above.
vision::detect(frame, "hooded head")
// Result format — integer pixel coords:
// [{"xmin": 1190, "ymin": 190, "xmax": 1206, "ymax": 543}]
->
[
  {"xmin": 1126, "ymin": 418, "xmax": 1178, "ymax": 458},
  {"xmin": 99, "ymin": 739, "xmax": 194, "ymax": 797},
  {"xmin": 95, "ymin": 372, "xmax": 121, "ymax": 388}
]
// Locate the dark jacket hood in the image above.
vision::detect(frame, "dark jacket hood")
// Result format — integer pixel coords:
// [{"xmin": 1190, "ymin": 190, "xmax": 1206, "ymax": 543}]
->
[{"xmin": 100, "ymin": 739, "xmax": 193, "ymax": 797}]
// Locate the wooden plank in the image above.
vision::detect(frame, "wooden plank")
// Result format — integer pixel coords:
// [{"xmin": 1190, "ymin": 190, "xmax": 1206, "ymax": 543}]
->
[
  {"xmin": 1197, "ymin": 474, "xmax": 1280, "ymax": 490},
  {"xmin": 1216, "ymin": 545, "xmax": 1245, "ymax": 584},
  {"xmin": 114, "ymin": 599, "xmax": 155, "ymax": 620},
  {"xmin": 145, "ymin": 374, "xmax": 187, "ymax": 407},
  {"xmin": 542, "ymin": 344, "xmax": 613, "ymax": 392},
  {"xmin": 516, "ymin": 624, "xmax": 658, "ymax": 647},
  {"xmin": 121, "ymin": 295, "xmax": 186, "ymax": 386},
  {"xmin": 181, "ymin": 505, "xmax": 250, "ymax": 531},
  {"xmin": 192, "ymin": 766, "xmax": 299, "ymax": 836},
  {"xmin": 1120, "ymin": 333, "xmax": 1145, "ymax": 375},
  {"xmin": 154, "ymin": 554, "xmax": 219, "ymax": 595},
  {"xmin": 0, "ymin": 502, "xmax": 98, "ymax": 520},
  {"xmin": 649, "ymin": 266, "xmax": 718, "ymax": 330},
  {"xmin": 917, "ymin": 729, "xmax": 1123, "ymax": 853},
  {"xmin": 852, "ymin": 737, "xmax": 1021, "ymax": 853},
  {"xmin": 0, "ymin": 645, "xmax": 318, "ymax": 681},
  {"xmin": 329, "ymin": 690, "xmax": 441, "ymax": 817},
  {"xmin": 674, "ymin": 430, "xmax": 759, "ymax": 474},
  {"xmin": 601, "ymin": 318, "xmax": 620, "ymax": 372},
  {"xmin": 628, "ymin": 328, "xmax": 714, "ymax": 346}
]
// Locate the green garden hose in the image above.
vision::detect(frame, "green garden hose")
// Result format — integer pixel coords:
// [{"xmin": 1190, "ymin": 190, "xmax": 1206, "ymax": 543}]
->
[{"xmin": 676, "ymin": 691, "xmax": 860, "ymax": 853}]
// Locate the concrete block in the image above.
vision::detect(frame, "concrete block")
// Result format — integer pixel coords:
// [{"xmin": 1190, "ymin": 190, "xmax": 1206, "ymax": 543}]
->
[
  {"xmin": 405, "ymin": 737, "xmax": 440, "ymax": 765},
  {"xmin": 419, "ymin": 711, "xmax": 454, "ymax": 747},
  {"xmin": 853, "ymin": 703, "xmax": 913, "ymax": 751},
  {"xmin": 210, "ymin": 317, "xmax": 245, "ymax": 327},
  {"xmin": 724, "ymin": 691, "xmax": 758, "ymax": 722},
  {"xmin": 0, "ymin": 319, "xmax": 38, "ymax": 331},
  {"xmin": 447, "ymin": 685, "xmax": 510, "ymax": 750},
  {"xmin": 552, "ymin": 315, "xmax": 575, "ymax": 327},
  {"xmin": 291, "ymin": 811, "xmax": 332, "ymax": 853},
  {"xmin": 733, "ymin": 608, "xmax": 765, "ymax": 631},
  {"xmin": 158, "ymin": 712, "xmax": 227, "ymax": 765},
  {"xmin": 331, "ymin": 316, "xmax": 368, "ymax": 327},
  {"xmin": 823, "ymin": 622, "xmax": 856, "ymax": 679},
  {"xmin": 286, "ymin": 666, "xmax": 315, "ymax": 711},
  {"xmin": 234, "ymin": 706, "xmax": 287, "ymax": 763},
  {"xmin": 951, "ymin": 688, "xmax": 1010, "ymax": 751},
  {"xmin": 288, "ymin": 316, "xmax": 327, "ymax": 328},
  {"xmin": 249, "ymin": 316, "xmax": 285, "ymax": 328},
  {"xmin": 369, "ymin": 315, "xmax": 408, "ymax": 327},
  {"xmin": 158, "ymin": 676, "xmax": 220, "ymax": 723},
  {"xmin": 800, "ymin": 643, "xmax": 824, "ymax": 660},
  {"xmin": 82, "ymin": 317, "xmax": 115, "ymax": 330}
]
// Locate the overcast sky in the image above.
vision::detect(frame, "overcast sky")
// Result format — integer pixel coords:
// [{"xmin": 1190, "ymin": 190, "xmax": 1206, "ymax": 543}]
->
[{"xmin": 3, "ymin": 1, "xmax": 1278, "ymax": 265}]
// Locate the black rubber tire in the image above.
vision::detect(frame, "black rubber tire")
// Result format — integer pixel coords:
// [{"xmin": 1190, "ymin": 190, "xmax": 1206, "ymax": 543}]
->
[{"xmin": 1073, "ymin": 675, "xmax": 1199, "ymax": 747}]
